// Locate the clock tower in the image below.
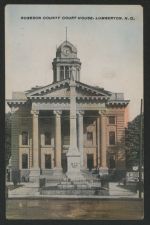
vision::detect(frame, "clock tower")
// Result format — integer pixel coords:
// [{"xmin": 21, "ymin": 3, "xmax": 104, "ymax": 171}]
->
[{"xmin": 52, "ymin": 41, "xmax": 81, "ymax": 82}]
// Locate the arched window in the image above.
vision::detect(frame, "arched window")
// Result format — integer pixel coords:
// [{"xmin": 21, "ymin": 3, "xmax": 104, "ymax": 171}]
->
[
  {"xmin": 45, "ymin": 132, "xmax": 51, "ymax": 145},
  {"xmin": 22, "ymin": 153, "xmax": 28, "ymax": 169},
  {"xmin": 22, "ymin": 131, "xmax": 28, "ymax": 145},
  {"xmin": 60, "ymin": 66, "xmax": 64, "ymax": 80},
  {"xmin": 109, "ymin": 131, "xmax": 115, "ymax": 145}
]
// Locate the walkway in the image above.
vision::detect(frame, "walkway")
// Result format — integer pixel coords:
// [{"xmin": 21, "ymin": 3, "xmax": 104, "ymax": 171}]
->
[{"xmin": 7, "ymin": 182, "xmax": 141, "ymax": 199}]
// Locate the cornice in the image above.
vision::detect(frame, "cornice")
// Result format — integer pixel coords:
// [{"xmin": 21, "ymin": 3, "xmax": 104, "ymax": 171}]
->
[
  {"xmin": 6, "ymin": 99, "xmax": 27, "ymax": 107},
  {"xmin": 106, "ymin": 100, "xmax": 130, "ymax": 106}
]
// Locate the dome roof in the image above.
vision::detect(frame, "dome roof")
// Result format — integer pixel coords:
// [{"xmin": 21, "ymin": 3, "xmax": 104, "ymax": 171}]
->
[{"xmin": 57, "ymin": 41, "xmax": 77, "ymax": 54}]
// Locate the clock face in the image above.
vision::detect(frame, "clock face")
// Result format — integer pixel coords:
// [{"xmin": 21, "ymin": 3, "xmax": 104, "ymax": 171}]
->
[{"xmin": 63, "ymin": 46, "xmax": 71, "ymax": 55}]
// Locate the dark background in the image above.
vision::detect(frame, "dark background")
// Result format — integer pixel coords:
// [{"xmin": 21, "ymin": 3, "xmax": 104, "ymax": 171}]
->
[{"xmin": 0, "ymin": 0, "xmax": 150, "ymax": 225}]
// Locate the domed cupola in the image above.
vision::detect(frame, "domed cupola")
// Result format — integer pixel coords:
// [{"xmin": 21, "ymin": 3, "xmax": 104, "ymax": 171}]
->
[{"xmin": 52, "ymin": 40, "xmax": 81, "ymax": 83}]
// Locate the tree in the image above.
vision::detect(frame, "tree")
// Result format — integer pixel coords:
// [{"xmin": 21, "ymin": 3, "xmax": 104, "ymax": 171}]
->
[
  {"xmin": 5, "ymin": 112, "xmax": 11, "ymax": 167},
  {"xmin": 125, "ymin": 114, "xmax": 144, "ymax": 170}
]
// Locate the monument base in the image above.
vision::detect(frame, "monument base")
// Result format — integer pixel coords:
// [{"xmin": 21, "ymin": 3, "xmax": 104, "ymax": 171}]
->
[
  {"xmin": 99, "ymin": 167, "xmax": 108, "ymax": 177},
  {"xmin": 66, "ymin": 171, "xmax": 84, "ymax": 181},
  {"xmin": 66, "ymin": 147, "xmax": 84, "ymax": 180}
]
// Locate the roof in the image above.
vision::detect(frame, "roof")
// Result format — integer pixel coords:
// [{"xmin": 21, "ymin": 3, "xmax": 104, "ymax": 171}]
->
[
  {"xmin": 56, "ymin": 41, "xmax": 77, "ymax": 54},
  {"xmin": 6, "ymin": 79, "xmax": 129, "ymax": 107}
]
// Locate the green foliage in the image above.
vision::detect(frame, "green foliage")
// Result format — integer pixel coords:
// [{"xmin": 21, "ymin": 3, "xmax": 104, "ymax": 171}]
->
[
  {"xmin": 5, "ymin": 112, "xmax": 11, "ymax": 167},
  {"xmin": 125, "ymin": 114, "xmax": 144, "ymax": 170}
]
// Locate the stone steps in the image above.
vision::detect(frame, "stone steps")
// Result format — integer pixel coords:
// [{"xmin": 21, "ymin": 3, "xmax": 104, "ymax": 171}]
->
[
  {"xmin": 40, "ymin": 188, "xmax": 109, "ymax": 196},
  {"xmin": 39, "ymin": 171, "xmax": 108, "ymax": 196}
]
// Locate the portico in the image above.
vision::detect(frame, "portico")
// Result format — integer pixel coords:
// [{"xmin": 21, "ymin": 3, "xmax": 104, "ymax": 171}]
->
[{"xmin": 28, "ymin": 108, "xmax": 108, "ymax": 174}]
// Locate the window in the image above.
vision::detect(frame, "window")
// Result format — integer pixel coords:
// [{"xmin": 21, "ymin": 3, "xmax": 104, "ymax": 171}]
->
[
  {"xmin": 45, "ymin": 154, "xmax": 51, "ymax": 169},
  {"xmin": 45, "ymin": 132, "xmax": 51, "ymax": 145},
  {"xmin": 60, "ymin": 66, "xmax": 64, "ymax": 80},
  {"xmin": 65, "ymin": 66, "xmax": 69, "ymax": 79},
  {"xmin": 109, "ymin": 155, "xmax": 116, "ymax": 169},
  {"xmin": 87, "ymin": 154, "xmax": 94, "ymax": 171},
  {"xmin": 22, "ymin": 131, "xmax": 28, "ymax": 145},
  {"xmin": 22, "ymin": 154, "xmax": 28, "ymax": 169},
  {"xmin": 109, "ymin": 131, "xmax": 115, "ymax": 145},
  {"xmin": 109, "ymin": 116, "xmax": 115, "ymax": 124},
  {"xmin": 87, "ymin": 132, "xmax": 93, "ymax": 142}
]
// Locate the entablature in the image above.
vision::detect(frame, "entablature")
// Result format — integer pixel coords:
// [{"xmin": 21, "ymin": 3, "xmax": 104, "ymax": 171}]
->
[{"xmin": 31, "ymin": 101, "xmax": 106, "ymax": 111}]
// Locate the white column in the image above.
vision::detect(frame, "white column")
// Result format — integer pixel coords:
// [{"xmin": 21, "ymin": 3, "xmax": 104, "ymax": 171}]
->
[
  {"xmin": 54, "ymin": 110, "xmax": 62, "ymax": 169},
  {"xmin": 69, "ymin": 67, "xmax": 71, "ymax": 78},
  {"xmin": 99, "ymin": 110, "xmax": 108, "ymax": 175},
  {"xmin": 78, "ymin": 110, "xmax": 84, "ymax": 168},
  {"xmin": 96, "ymin": 116, "xmax": 100, "ymax": 168},
  {"xmin": 67, "ymin": 67, "xmax": 82, "ymax": 179},
  {"xmin": 31, "ymin": 110, "xmax": 39, "ymax": 169},
  {"xmin": 78, "ymin": 68, "xmax": 80, "ymax": 81},
  {"xmin": 29, "ymin": 110, "xmax": 40, "ymax": 183},
  {"xmin": 56, "ymin": 66, "xmax": 60, "ymax": 81}
]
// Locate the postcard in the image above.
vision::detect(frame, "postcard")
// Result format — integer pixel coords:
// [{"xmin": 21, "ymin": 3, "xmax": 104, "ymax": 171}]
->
[{"xmin": 5, "ymin": 4, "xmax": 143, "ymax": 220}]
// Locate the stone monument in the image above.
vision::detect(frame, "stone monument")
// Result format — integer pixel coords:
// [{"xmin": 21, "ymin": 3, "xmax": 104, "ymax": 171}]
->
[{"xmin": 66, "ymin": 66, "xmax": 83, "ymax": 180}]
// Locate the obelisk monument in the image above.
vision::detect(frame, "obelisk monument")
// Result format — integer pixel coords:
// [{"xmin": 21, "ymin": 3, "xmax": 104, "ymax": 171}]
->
[{"xmin": 66, "ymin": 66, "xmax": 83, "ymax": 180}]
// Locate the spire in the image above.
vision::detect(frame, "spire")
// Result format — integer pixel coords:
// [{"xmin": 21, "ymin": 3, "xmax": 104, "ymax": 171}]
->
[{"xmin": 66, "ymin": 27, "xmax": 67, "ymax": 43}]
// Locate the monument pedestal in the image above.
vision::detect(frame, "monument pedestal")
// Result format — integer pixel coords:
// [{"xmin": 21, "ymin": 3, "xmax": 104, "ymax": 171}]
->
[
  {"xmin": 66, "ymin": 69, "xmax": 84, "ymax": 181},
  {"xmin": 66, "ymin": 147, "xmax": 84, "ymax": 180},
  {"xmin": 99, "ymin": 167, "xmax": 108, "ymax": 177}
]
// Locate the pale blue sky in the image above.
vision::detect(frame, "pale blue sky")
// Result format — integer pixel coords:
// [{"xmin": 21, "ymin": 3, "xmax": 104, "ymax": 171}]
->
[{"xmin": 5, "ymin": 5, "xmax": 143, "ymax": 121}]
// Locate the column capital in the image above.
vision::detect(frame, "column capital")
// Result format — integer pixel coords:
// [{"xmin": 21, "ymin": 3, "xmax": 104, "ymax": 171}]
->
[
  {"xmin": 77, "ymin": 110, "xmax": 84, "ymax": 116},
  {"xmin": 53, "ymin": 110, "xmax": 62, "ymax": 116},
  {"xmin": 31, "ymin": 110, "xmax": 39, "ymax": 115},
  {"xmin": 11, "ymin": 106, "xmax": 18, "ymax": 114}
]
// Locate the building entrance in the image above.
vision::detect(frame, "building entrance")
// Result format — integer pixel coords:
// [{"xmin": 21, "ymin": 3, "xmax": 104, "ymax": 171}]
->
[
  {"xmin": 87, "ymin": 154, "xmax": 94, "ymax": 171},
  {"xmin": 62, "ymin": 153, "xmax": 67, "ymax": 173}
]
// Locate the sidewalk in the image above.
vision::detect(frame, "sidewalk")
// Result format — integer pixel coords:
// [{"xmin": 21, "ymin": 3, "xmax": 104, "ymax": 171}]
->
[{"xmin": 7, "ymin": 182, "xmax": 141, "ymax": 199}]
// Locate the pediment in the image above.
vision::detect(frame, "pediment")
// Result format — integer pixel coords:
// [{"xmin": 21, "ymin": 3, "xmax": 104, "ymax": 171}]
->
[
  {"xmin": 26, "ymin": 79, "xmax": 111, "ymax": 99},
  {"xmin": 26, "ymin": 79, "xmax": 70, "ymax": 97},
  {"xmin": 44, "ymin": 87, "xmax": 70, "ymax": 97},
  {"xmin": 76, "ymin": 82, "xmax": 111, "ymax": 97}
]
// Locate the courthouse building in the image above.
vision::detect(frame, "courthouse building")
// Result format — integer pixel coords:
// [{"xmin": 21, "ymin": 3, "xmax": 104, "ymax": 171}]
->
[{"xmin": 7, "ymin": 40, "xmax": 129, "ymax": 181}]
